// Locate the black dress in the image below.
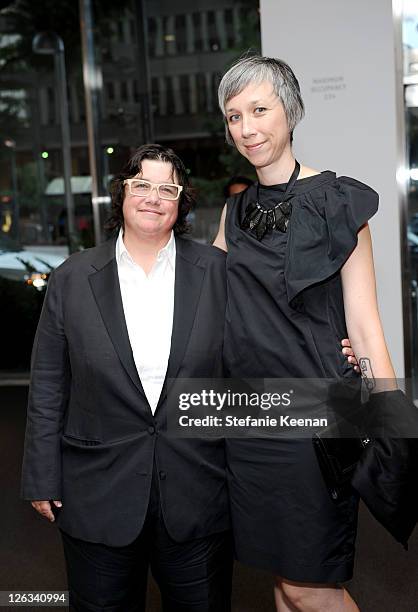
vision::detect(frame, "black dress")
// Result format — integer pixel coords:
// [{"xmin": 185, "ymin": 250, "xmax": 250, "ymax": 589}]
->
[{"xmin": 224, "ymin": 171, "xmax": 378, "ymax": 583}]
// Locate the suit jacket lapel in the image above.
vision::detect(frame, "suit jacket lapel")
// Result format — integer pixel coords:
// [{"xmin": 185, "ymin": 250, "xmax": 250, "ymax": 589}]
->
[
  {"xmin": 158, "ymin": 237, "xmax": 206, "ymax": 407},
  {"xmin": 88, "ymin": 239, "xmax": 147, "ymax": 401}
]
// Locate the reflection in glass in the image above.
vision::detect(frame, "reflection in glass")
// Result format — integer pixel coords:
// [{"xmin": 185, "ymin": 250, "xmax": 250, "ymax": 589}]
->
[{"xmin": 0, "ymin": 0, "xmax": 261, "ymax": 372}]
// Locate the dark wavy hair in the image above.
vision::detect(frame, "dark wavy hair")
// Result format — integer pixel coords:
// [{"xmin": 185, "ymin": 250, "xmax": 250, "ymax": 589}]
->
[{"xmin": 105, "ymin": 144, "xmax": 195, "ymax": 236}]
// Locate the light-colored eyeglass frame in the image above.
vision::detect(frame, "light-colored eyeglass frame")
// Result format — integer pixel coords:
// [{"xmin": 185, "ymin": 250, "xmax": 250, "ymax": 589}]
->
[{"xmin": 123, "ymin": 178, "xmax": 183, "ymax": 200}]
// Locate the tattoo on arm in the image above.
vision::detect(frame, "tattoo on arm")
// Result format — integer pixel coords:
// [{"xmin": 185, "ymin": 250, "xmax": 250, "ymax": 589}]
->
[{"xmin": 358, "ymin": 357, "xmax": 375, "ymax": 391}]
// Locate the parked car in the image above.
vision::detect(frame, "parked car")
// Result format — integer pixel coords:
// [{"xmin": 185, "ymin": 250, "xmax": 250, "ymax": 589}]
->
[{"xmin": 0, "ymin": 234, "xmax": 66, "ymax": 371}]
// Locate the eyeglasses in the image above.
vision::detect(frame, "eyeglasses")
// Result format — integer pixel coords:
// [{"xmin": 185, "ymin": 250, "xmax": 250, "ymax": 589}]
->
[{"xmin": 123, "ymin": 178, "xmax": 183, "ymax": 201}]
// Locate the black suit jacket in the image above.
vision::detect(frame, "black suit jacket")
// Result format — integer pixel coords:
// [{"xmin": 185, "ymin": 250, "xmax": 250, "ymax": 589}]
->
[{"xmin": 21, "ymin": 236, "xmax": 229, "ymax": 546}]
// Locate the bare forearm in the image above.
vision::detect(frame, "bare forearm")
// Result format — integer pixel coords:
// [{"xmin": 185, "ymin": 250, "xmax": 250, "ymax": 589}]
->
[
  {"xmin": 341, "ymin": 225, "xmax": 396, "ymax": 390},
  {"xmin": 213, "ymin": 204, "xmax": 227, "ymax": 251},
  {"xmin": 347, "ymin": 327, "xmax": 397, "ymax": 390}
]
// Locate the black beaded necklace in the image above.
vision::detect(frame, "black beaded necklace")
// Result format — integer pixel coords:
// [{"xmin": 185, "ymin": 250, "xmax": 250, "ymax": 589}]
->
[{"xmin": 241, "ymin": 160, "xmax": 300, "ymax": 241}]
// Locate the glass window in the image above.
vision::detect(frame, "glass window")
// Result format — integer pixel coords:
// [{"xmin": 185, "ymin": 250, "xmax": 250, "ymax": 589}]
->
[
  {"xmin": 148, "ymin": 16, "xmax": 157, "ymax": 57},
  {"xmin": 212, "ymin": 72, "xmax": 222, "ymax": 106},
  {"xmin": 129, "ymin": 19, "xmax": 136, "ymax": 41},
  {"xmin": 196, "ymin": 73, "xmax": 207, "ymax": 113},
  {"xmin": 0, "ymin": 0, "xmax": 261, "ymax": 371},
  {"xmin": 175, "ymin": 15, "xmax": 187, "ymax": 54},
  {"xmin": 117, "ymin": 19, "xmax": 124, "ymax": 42},
  {"xmin": 192, "ymin": 12, "xmax": 203, "ymax": 52},
  {"xmin": 224, "ymin": 8, "xmax": 235, "ymax": 48},
  {"xmin": 207, "ymin": 10, "xmax": 220, "ymax": 51},
  {"xmin": 133, "ymin": 79, "xmax": 139, "ymax": 103},
  {"xmin": 120, "ymin": 81, "xmax": 128, "ymax": 102},
  {"xmin": 179, "ymin": 74, "xmax": 191, "ymax": 114},
  {"xmin": 106, "ymin": 81, "xmax": 115, "ymax": 101},
  {"xmin": 151, "ymin": 77, "xmax": 160, "ymax": 116},
  {"xmin": 163, "ymin": 16, "xmax": 175, "ymax": 55},
  {"xmin": 165, "ymin": 76, "xmax": 175, "ymax": 115}
]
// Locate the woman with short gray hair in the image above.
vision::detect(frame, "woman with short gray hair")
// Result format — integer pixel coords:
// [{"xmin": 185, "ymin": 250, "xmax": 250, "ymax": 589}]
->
[
  {"xmin": 218, "ymin": 54, "xmax": 305, "ymax": 146},
  {"xmin": 214, "ymin": 55, "xmax": 397, "ymax": 611}
]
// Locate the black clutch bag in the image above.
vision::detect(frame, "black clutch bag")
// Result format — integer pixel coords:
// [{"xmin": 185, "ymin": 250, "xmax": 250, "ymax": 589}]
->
[
  {"xmin": 313, "ymin": 431, "xmax": 372, "ymax": 501},
  {"xmin": 312, "ymin": 379, "xmax": 372, "ymax": 501}
]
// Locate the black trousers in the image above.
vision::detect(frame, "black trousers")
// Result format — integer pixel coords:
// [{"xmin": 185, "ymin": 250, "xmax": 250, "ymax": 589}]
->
[{"xmin": 60, "ymin": 467, "xmax": 232, "ymax": 612}]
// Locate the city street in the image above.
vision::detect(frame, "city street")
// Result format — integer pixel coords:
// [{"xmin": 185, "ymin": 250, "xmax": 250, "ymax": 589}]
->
[{"xmin": 1, "ymin": 385, "xmax": 418, "ymax": 611}]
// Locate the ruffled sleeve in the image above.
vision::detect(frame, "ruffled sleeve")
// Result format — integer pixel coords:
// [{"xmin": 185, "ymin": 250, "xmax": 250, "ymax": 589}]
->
[{"xmin": 284, "ymin": 176, "xmax": 378, "ymax": 307}]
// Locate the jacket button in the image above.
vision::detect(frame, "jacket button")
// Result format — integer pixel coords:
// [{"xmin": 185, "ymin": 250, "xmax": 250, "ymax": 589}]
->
[
  {"xmin": 148, "ymin": 426, "xmax": 155, "ymax": 435},
  {"xmin": 159, "ymin": 471, "xmax": 166, "ymax": 480}
]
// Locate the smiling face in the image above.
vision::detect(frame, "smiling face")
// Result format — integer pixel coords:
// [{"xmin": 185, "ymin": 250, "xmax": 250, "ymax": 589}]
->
[
  {"xmin": 225, "ymin": 80, "xmax": 292, "ymax": 173},
  {"xmin": 122, "ymin": 159, "xmax": 180, "ymax": 242}
]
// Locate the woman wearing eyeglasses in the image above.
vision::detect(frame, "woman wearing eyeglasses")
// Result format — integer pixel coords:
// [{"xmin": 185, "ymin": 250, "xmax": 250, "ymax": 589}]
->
[
  {"xmin": 213, "ymin": 55, "xmax": 399, "ymax": 611},
  {"xmin": 22, "ymin": 144, "xmax": 233, "ymax": 611}
]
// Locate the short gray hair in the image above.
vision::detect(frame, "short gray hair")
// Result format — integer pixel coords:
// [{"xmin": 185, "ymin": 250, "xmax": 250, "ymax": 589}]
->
[{"xmin": 218, "ymin": 55, "xmax": 305, "ymax": 145}]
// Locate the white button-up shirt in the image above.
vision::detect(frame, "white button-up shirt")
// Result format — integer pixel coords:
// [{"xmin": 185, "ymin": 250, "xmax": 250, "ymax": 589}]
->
[{"xmin": 116, "ymin": 230, "xmax": 176, "ymax": 414}]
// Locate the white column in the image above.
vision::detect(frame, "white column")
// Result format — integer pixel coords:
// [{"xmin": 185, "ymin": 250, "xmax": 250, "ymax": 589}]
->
[{"xmin": 260, "ymin": 0, "xmax": 405, "ymax": 376}]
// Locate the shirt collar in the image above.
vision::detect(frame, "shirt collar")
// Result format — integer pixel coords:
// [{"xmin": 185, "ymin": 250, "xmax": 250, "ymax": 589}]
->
[{"xmin": 116, "ymin": 229, "xmax": 176, "ymax": 270}]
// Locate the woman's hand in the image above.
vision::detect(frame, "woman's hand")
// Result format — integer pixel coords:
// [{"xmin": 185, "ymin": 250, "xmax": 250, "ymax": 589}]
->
[
  {"xmin": 341, "ymin": 338, "xmax": 360, "ymax": 372},
  {"xmin": 31, "ymin": 500, "xmax": 62, "ymax": 522}
]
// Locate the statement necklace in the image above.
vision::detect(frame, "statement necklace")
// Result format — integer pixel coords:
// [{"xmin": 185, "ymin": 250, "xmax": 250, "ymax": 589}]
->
[{"xmin": 241, "ymin": 160, "xmax": 300, "ymax": 241}]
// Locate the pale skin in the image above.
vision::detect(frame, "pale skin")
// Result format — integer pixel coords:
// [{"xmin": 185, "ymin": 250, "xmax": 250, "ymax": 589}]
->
[
  {"xmin": 31, "ymin": 159, "xmax": 182, "ymax": 522},
  {"xmin": 214, "ymin": 80, "xmax": 396, "ymax": 611}
]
